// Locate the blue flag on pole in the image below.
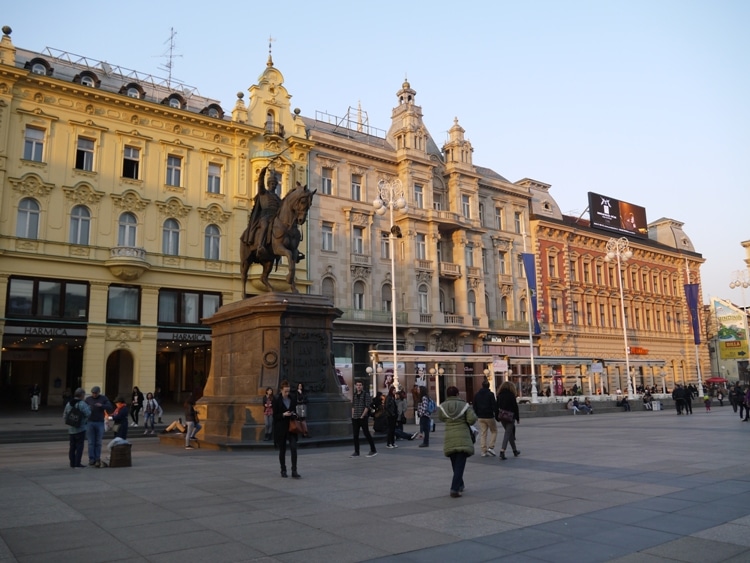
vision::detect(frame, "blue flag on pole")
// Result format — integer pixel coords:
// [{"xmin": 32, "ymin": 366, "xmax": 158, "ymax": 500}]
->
[
  {"xmin": 522, "ymin": 253, "xmax": 542, "ymax": 335},
  {"xmin": 684, "ymin": 283, "xmax": 701, "ymax": 345}
]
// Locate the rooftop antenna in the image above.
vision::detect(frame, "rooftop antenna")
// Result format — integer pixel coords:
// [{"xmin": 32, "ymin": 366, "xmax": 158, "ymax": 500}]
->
[{"xmin": 157, "ymin": 27, "xmax": 182, "ymax": 88}]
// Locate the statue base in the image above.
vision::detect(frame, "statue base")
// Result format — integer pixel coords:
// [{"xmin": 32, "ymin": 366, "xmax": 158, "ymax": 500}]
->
[{"xmin": 197, "ymin": 293, "xmax": 351, "ymax": 443}]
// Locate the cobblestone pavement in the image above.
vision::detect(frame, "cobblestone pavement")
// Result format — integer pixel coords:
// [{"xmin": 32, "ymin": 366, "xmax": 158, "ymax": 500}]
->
[{"xmin": 1, "ymin": 406, "xmax": 749, "ymax": 562}]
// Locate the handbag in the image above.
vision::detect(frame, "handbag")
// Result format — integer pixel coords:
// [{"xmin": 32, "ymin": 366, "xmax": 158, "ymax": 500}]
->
[
  {"xmin": 467, "ymin": 423, "xmax": 478, "ymax": 443},
  {"xmin": 497, "ymin": 409, "xmax": 514, "ymax": 423},
  {"xmin": 288, "ymin": 419, "xmax": 301, "ymax": 434}
]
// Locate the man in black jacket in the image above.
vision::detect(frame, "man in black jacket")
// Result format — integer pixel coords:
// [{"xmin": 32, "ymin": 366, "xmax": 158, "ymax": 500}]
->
[{"xmin": 473, "ymin": 379, "xmax": 498, "ymax": 457}]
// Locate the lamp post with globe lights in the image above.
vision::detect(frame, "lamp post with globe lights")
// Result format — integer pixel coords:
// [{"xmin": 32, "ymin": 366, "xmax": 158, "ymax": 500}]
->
[
  {"xmin": 373, "ymin": 178, "xmax": 408, "ymax": 391},
  {"xmin": 604, "ymin": 237, "xmax": 636, "ymax": 399},
  {"xmin": 729, "ymin": 270, "xmax": 749, "ymax": 314}
]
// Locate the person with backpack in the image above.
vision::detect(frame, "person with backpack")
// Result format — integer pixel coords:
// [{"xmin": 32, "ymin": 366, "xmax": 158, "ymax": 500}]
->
[
  {"xmin": 417, "ymin": 386, "xmax": 434, "ymax": 448},
  {"xmin": 63, "ymin": 387, "xmax": 91, "ymax": 468}
]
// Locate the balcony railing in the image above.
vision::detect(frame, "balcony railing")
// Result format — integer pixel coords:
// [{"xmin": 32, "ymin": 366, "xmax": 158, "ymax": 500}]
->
[
  {"xmin": 467, "ymin": 267, "xmax": 482, "ymax": 278},
  {"xmin": 489, "ymin": 319, "xmax": 529, "ymax": 331},
  {"xmin": 337, "ymin": 308, "xmax": 407, "ymax": 324},
  {"xmin": 415, "ymin": 259, "xmax": 432, "ymax": 270},
  {"xmin": 439, "ymin": 262, "xmax": 461, "ymax": 278},
  {"xmin": 497, "ymin": 274, "xmax": 513, "ymax": 286},
  {"xmin": 444, "ymin": 314, "xmax": 464, "ymax": 325},
  {"xmin": 351, "ymin": 253, "xmax": 371, "ymax": 266}
]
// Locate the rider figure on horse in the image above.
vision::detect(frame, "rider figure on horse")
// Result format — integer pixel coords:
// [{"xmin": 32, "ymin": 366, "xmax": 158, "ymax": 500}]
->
[{"xmin": 242, "ymin": 165, "xmax": 282, "ymax": 257}]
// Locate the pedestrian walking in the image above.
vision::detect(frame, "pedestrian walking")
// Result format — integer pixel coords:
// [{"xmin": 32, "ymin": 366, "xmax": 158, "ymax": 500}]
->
[
  {"xmin": 263, "ymin": 387, "xmax": 274, "ymax": 441},
  {"xmin": 417, "ymin": 386, "xmax": 434, "ymax": 447},
  {"xmin": 496, "ymin": 381, "xmax": 521, "ymax": 460},
  {"xmin": 385, "ymin": 386, "xmax": 399, "ymax": 448},
  {"xmin": 472, "ymin": 379, "xmax": 498, "ymax": 457},
  {"xmin": 142, "ymin": 392, "xmax": 159, "ymax": 435},
  {"xmin": 30, "ymin": 383, "xmax": 41, "ymax": 411},
  {"xmin": 130, "ymin": 386, "xmax": 144, "ymax": 427},
  {"xmin": 437, "ymin": 386, "xmax": 477, "ymax": 498},
  {"xmin": 350, "ymin": 381, "xmax": 377, "ymax": 458}
]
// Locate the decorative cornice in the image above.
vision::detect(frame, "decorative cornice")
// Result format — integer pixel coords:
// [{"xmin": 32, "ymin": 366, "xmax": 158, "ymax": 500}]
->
[
  {"xmin": 198, "ymin": 204, "xmax": 231, "ymax": 224},
  {"xmin": 9, "ymin": 174, "xmax": 55, "ymax": 199},
  {"xmin": 62, "ymin": 183, "xmax": 105, "ymax": 205},
  {"xmin": 111, "ymin": 191, "xmax": 149, "ymax": 212},
  {"xmin": 156, "ymin": 197, "xmax": 191, "ymax": 218}
]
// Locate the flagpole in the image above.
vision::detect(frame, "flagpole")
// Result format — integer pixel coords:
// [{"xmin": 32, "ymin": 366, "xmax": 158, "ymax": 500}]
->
[{"xmin": 523, "ymin": 225, "xmax": 539, "ymax": 403}]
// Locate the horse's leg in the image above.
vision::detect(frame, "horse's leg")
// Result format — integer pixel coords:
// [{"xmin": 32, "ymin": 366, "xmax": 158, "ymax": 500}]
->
[
  {"xmin": 260, "ymin": 260, "xmax": 274, "ymax": 293},
  {"xmin": 240, "ymin": 246, "xmax": 249, "ymax": 299}
]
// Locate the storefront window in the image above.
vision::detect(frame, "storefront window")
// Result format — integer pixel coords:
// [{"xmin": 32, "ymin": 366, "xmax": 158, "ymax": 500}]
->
[
  {"xmin": 8, "ymin": 279, "xmax": 34, "ymax": 315},
  {"xmin": 7, "ymin": 278, "xmax": 89, "ymax": 319},
  {"xmin": 107, "ymin": 285, "xmax": 140, "ymax": 323}
]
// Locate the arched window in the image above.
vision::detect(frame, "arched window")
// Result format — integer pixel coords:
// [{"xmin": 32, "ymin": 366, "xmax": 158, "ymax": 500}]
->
[
  {"xmin": 118, "ymin": 212, "xmax": 137, "ymax": 246},
  {"xmin": 266, "ymin": 110, "xmax": 275, "ymax": 131},
  {"xmin": 381, "ymin": 283, "xmax": 392, "ymax": 312},
  {"xmin": 439, "ymin": 289, "xmax": 446, "ymax": 313},
  {"xmin": 168, "ymin": 97, "xmax": 180, "ymax": 108},
  {"xmin": 69, "ymin": 205, "xmax": 91, "ymax": 245},
  {"xmin": 500, "ymin": 296, "xmax": 508, "ymax": 321},
  {"xmin": 31, "ymin": 62, "xmax": 47, "ymax": 75},
  {"xmin": 81, "ymin": 75, "xmax": 95, "ymax": 87},
  {"xmin": 322, "ymin": 277, "xmax": 335, "ymax": 304},
  {"xmin": 468, "ymin": 290, "xmax": 476, "ymax": 317},
  {"xmin": 127, "ymin": 87, "xmax": 140, "ymax": 98},
  {"xmin": 418, "ymin": 284, "xmax": 429, "ymax": 314},
  {"xmin": 353, "ymin": 280, "xmax": 365, "ymax": 310},
  {"xmin": 485, "ymin": 292, "xmax": 491, "ymax": 316},
  {"xmin": 162, "ymin": 218, "xmax": 180, "ymax": 255},
  {"xmin": 16, "ymin": 197, "xmax": 40, "ymax": 239},
  {"xmin": 204, "ymin": 224, "xmax": 220, "ymax": 260},
  {"xmin": 520, "ymin": 298, "xmax": 527, "ymax": 322}
]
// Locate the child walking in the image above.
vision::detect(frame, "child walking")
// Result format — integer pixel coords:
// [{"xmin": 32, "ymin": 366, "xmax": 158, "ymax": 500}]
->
[{"xmin": 704, "ymin": 395, "xmax": 711, "ymax": 412}]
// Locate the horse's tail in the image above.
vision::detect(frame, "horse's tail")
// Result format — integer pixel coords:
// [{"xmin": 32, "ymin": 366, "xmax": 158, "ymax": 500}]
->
[{"xmin": 273, "ymin": 255, "xmax": 281, "ymax": 272}]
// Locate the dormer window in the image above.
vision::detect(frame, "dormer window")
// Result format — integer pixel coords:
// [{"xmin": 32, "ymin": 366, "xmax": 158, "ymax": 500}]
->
[
  {"xmin": 120, "ymin": 82, "xmax": 144, "ymax": 99},
  {"xmin": 208, "ymin": 107, "xmax": 219, "ymax": 118},
  {"xmin": 74, "ymin": 71, "xmax": 100, "ymax": 88},
  {"xmin": 162, "ymin": 94, "xmax": 185, "ymax": 110},
  {"xmin": 26, "ymin": 57, "xmax": 52, "ymax": 76},
  {"xmin": 200, "ymin": 103, "xmax": 224, "ymax": 119}
]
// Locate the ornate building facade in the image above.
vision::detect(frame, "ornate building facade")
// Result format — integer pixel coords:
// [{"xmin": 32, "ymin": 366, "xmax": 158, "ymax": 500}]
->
[
  {"xmin": 0, "ymin": 27, "xmax": 312, "ymax": 405},
  {"xmin": 0, "ymin": 26, "xmax": 708, "ymax": 407}
]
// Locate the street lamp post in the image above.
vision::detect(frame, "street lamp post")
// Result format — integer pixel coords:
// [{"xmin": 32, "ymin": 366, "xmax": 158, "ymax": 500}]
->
[
  {"xmin": 729, "ymin": 270, "xmax": 749, "ymax": 313},
  {"xmin": 373, "ymin": 179, "xmax": 408, "ymax": 391},
  {"xmin": 605, "ymin": 237, "xmax": 635, "ymax": 399}
]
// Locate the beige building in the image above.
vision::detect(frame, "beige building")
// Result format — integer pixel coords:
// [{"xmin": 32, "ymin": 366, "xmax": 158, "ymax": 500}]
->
[
  {"xmin": 0, "ymin": 26, "xmax": 708, "ymax": 409},
  {"xmin": 0, "ymin": 28, "xmax": 312, "ymax": 405}
]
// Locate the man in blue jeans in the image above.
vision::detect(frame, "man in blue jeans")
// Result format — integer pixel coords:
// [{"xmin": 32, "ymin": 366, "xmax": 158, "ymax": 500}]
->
[
  {"xmin": 350, "ymin": 381, "xmax": 377, "ymax": 458},
  {"xmin": 85, "ymin": 386, "xmax": 113, "ymax": 468}
]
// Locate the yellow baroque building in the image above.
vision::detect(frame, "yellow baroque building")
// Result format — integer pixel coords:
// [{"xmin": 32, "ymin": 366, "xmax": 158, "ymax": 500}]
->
[
  {"xmin": 0, "ymin": 27, "xmax": 312, "ymax": 405},
  {"xmin": 0, "ymin": 26, "xmax": 708, "ymax": 408}
]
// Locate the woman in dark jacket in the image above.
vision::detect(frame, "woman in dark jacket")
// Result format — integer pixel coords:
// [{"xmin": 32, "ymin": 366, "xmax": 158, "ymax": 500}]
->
[
  {"xmin": 130, "ymin": 386, "xmax": 144, "ymax": 427},
  {"xmin": 273, "ymin": 380, "xmax": 300, "ymax": 478},
  {"xmin": 496, "ymin": 381, "xmax": 520, "ymax": 460},
  {"xmin": 372, "ymin": 391, "xmax": 387, "ymax": 433},
  {"xmin": 385, "ymin": 386, "xmax": 399, "ymax": 448}
]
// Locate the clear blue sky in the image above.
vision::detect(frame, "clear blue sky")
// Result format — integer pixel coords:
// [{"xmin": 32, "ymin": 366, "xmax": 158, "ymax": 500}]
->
[{"xmin": 5, "ymin": 0, "xmax": 749, "ymax": 305}]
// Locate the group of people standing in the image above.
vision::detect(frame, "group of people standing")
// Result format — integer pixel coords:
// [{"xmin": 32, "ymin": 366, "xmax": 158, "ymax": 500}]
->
[
  {"xmin": 62, "ymin": 386, "xmax": 131, "ymax": 468},
  {"xmin": 730, "ymin": 383, "xmax": 750, "ymax": 421}
]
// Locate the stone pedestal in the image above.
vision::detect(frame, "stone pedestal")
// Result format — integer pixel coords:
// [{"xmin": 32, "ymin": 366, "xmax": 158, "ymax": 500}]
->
[{"xmin": 198, "ymin": 293, "xmax": 351, "ymax": 443}]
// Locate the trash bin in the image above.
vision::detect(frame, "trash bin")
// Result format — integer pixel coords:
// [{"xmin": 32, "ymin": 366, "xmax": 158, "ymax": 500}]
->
[{"xmin": 110, "ymin": 443, "xmax": 132, "ymax": 467}]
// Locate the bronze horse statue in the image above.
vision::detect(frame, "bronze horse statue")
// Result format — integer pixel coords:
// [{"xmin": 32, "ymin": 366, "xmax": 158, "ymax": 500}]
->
[{"xmin": 240, "ymin": 183, "xmax": 316, "ymax": 296}]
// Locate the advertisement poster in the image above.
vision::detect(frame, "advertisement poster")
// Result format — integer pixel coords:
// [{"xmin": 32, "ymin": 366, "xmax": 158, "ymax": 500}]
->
[
  {"xmin": 588, "ymin": 192, "xmax": 648, "ymax": 238},
  {"xmin": 713, "ymin": 298, "xmax": 749, "ymax": 360}
]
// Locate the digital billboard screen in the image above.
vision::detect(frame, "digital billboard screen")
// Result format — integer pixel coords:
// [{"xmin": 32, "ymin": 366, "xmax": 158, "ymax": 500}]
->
[{"xmin": 588, "ymin": 192, "xmax": 648, "ymax": 238}]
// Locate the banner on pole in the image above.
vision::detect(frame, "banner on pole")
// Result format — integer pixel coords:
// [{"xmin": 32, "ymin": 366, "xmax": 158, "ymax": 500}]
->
[
  {"xmin": 684, "ymin": 283, "xmax": 701, "ymax": 345},
  {"xmin": 522, "ymin": 253, "xmax": 542, "ymax": 335}
]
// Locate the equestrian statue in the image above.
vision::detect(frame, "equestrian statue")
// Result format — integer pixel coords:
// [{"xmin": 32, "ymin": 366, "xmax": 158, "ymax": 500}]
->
[{"xmin": 240, "ymin": 164, "xmax": 316, "ymax": 296}]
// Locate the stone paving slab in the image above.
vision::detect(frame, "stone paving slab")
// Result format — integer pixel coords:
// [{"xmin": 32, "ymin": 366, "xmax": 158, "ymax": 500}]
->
[{"xmin": 1, "ymin": 407, "xmax": 750, "ymax": 562}]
